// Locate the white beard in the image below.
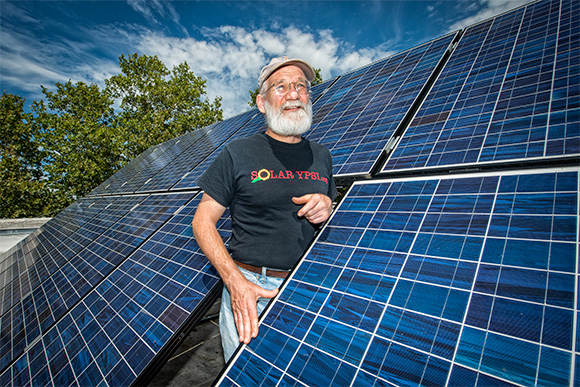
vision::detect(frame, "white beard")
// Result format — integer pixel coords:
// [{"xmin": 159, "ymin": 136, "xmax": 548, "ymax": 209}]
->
[{"xmin": 264, "ymin": 98, "xmax": 313, "ymax": 137}]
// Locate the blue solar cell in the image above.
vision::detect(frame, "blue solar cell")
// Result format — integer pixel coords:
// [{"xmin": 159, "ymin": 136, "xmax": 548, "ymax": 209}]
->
[
  {"xmin": 382, "ymin": 0, "xmax": 579, "ymax": 173},
  {"xmin": 216, "ymin": 167, "xmax": 579, "ymax": 386}
]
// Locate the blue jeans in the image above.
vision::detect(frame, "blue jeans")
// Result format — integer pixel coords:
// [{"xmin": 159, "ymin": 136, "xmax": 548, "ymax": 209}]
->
[{"xmin": 219, "ymin": 266, "xmax": 284, "ymax": 361}]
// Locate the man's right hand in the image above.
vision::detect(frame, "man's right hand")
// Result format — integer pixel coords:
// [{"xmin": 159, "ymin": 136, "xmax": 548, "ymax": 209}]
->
[{"xmin": 227, "ymin": 277, "xmax": 278, "ymax": 344}]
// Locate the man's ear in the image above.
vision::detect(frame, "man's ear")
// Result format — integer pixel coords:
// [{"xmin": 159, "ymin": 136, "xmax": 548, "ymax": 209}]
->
[{"xmin": 256, "ymin": 93, "xmax": 266, "ymax": 113}]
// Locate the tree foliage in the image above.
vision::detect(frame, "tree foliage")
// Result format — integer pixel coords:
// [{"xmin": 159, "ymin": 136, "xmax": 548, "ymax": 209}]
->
[
  {"xmin": 1, "ymin": 53, "xmax": 223, "ymax": 218},
  {"xmin": 0, "ymin": 93, "xmax": 56, "ymax": 217},
  {"xmin": 107, "ymin": 54, "xmax": 222, "ymax": 159},
  {"xmin": 32, "ymin": 81, "xmax": 123, "ymax": 206},
  {"xmin": 248, "ymin": 67, "xmax": 323, "ymax": 108}
]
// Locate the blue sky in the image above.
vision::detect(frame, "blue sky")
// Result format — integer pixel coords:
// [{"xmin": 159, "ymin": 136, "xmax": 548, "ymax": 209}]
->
[{"xmin": 1, "ymin": 0, "xmax": 530, "ymax": 118}]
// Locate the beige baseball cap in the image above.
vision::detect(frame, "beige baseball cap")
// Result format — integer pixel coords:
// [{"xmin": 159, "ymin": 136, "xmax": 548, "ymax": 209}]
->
[{"xmin": 258, "ymin": 57, "xmax": 315, "ymax": 90}]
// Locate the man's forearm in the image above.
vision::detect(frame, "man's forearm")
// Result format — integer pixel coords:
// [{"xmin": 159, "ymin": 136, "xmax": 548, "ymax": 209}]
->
[{"xmin": 192, "ymin": 218, "xmax": 245, "ymax": 289}]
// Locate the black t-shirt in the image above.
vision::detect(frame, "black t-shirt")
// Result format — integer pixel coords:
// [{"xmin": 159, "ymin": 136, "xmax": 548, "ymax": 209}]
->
[{"xmin": 198, "ymin": 132, "xmax": 337, "ymax": 270}]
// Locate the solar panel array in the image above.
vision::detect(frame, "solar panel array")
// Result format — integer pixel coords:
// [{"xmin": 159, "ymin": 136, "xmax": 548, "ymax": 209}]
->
[
  {"xmin": 88, "ymin": 130, "xmax": 202, "ymax": 196},
  {"xmin": 381, "ymin": 0, "xmax": 579, "ymax": 173},
  {"xmin": 1, "ymin": 0, "xmax": 578, "ymax": 385},
  {"xmin": 89, "ymin": 109, "xmax": 257, "ymax": 196},
  {"xmin": 0, "ymin": 192, "xmax": 230, "ymax": 386}
]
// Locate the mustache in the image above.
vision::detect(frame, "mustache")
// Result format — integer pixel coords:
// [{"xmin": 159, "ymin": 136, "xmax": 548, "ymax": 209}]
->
[{"xmin": 280, "ymin": 100, "xmax": 307, "ymax": 111}]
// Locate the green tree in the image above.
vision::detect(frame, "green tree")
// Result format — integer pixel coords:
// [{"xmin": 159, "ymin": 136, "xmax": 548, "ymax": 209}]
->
[
  {"xmin": 0, "ymin": 92, "xmax": 55, "ymax": 217},
  {"xmin": 2, "ymin": 53, "xmax": 223, "ymax": 218},
  {"xmin": 32, "ymin": 81, "xmax": 123, "ymax": 206},
  {"xmin": 106, "ymin": 53, "xmax": 223, "ymax": 159},
  {"xmin": 248, "ymin": 67, "xmax": 323, "ymax": 108}
]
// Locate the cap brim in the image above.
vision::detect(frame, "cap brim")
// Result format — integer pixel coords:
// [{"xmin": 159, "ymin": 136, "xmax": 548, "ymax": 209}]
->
[{"xmin": 259, "ymin": 59, "xmax": 315, "ymax": 89}]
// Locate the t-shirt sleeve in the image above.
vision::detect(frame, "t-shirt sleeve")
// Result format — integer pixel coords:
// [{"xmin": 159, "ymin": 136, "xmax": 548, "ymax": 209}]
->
[
  {"xmin": 328, "ymin": 175, "xmax": 338, "ymax": 201},
  {"xmin": 197, "ymin": 147, "xmax": 235, "ymax": 208},
  {"xmin": 326, "ymin": 149, "xmax": 338, "ymax": 201}
]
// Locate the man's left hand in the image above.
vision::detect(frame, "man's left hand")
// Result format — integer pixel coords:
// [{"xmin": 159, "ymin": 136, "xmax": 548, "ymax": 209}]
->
[{"xmin": 292, "ymin": 194, "xmax": 333, "ymax": 224}]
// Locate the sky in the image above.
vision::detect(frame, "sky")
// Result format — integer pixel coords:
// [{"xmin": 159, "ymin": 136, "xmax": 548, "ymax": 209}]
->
[{"xmin": 1, "ymin": 0, "xmax": 531, "ymax": 119}]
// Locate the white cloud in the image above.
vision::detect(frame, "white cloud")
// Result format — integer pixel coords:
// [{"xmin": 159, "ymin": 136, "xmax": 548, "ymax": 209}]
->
[
  {"xmin": 125, "ymin": 0, "xmax": 189, "ymax": 38},
  {"xmin": 134, "ymin": 26, "xmax": 390, "ymax": 118},
  {"xmin": 0, "ymin": 3, "xmax": 125, "ymax": 99},
  {"xmin": 447, "ymin": 0, "xmax": 530, "ymax": 32},
  {"xmin": 0, "ymin": 27, "xmax": 68, "ymax": 96},
  {"xmin": 126, "ymin": 0, "xmax": 181, "ymax": 26},
  {"xmin": 126, "ymin": 0, "xmax": 155, "ymax": 22}
]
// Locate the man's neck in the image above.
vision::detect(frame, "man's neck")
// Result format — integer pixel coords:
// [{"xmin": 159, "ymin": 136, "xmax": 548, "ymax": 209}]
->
[{"xmin": 265, "ymin": 128, "xmax": 302, "ymax": 144}]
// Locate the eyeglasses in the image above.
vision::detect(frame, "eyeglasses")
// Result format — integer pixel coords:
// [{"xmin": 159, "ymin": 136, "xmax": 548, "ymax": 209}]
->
[{"xmin": 265, "ymin": 80, "xmax": 311, "ymax": 96}]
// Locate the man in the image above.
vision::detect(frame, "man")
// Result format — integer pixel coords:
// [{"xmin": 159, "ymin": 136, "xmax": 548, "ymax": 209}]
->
[{"xmin": 192, "ymin": 57, "xmax": 337, "ymax": 361}]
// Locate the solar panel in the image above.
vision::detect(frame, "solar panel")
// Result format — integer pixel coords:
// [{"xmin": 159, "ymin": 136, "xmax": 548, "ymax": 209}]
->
[
  {"xmin": 88, "ymin": 111, "xmax": 252, "ymax": 196},
  {"xmin": 0, "ymin": 192, "xmax": 229, "ymax": 386},
  {"xmin": 88, "ymin": 130, "xmax": 201, "ymax": 196},
  {"xmin": 111, "ymin": 130, "xmax": 212, "ymax": 194},
  {"xmin": 216, "ymin": 166, "xmax": 579, "ymax": 386},
  {"xmin": 305, "ymin": 32, "xmax": 458, "ymax": 177},
  {"xmin": 171, "ymin": 112, "xmax": 265, "ymax": 190},
  {"xmin": 1, "ymin": 194, "xmax": 175, "ymax": 369},
  {"xmin": 135, "ymin": 110, "xmax": 257, "ymax": 193},
  {"xmin": 381, "ymin": 0, "xmax": 579, "ymax": 174}
]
